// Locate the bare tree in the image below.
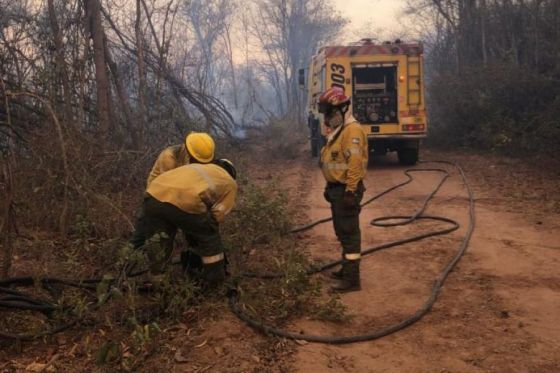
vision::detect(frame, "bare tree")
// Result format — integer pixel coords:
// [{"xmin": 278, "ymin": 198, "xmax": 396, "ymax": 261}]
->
[
  {"xmin": 84, "ymin": 0, "xmax": 112, "ymax": 140},
  {"xmin": 249, "ymin": 0, "xmax": 347, "ymax": 124},
  {"xmin": 135, "ymin": 0, "xmax": 147, "ymax": 144},
  {"xmin": 47, "ymin": 0, "xmax": 74, "ymax": 126},
  {"xmin": 185, "ymin": 0, "xmax": 234, "ymax": 96}
]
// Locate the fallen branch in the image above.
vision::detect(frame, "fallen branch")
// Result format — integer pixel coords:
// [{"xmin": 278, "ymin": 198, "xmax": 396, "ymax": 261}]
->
[{"xmin": 100, "ymin": 6, "xmax": 238, "ymax": 140}]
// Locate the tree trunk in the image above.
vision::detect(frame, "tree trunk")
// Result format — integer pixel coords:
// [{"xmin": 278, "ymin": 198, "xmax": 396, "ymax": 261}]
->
[
  {"xmin": 84, "ymin": 0, "xmax": 112, "ymax": 141},
  {"xmin": 533, "ymin": 0, "xmax": 541, "ymax": 69},
  {"xmin": 135, "ymin": 0, "xmax": 147, "ymax": 143},
  {"xmin": 1, "ymin": 79, "xmax": 15, "ymax": 278},
  {"xmin": 1, "ymin": 160, "xmax": 14, "ymax": 279},
  {"xmin": 104, "ymin": 41, "xmax": 141, "ymax": 149},
  {"xmin": 224, "ymin": 23, "xmax": 239, "ymax": 109},
  {"xmin": 480, "ymin": 0, "xmax": 488, "ymax": 65},
  {"xmin": 47, "ymin": 0, "xmax": 74, "ymax": 127},
  {"xmin": 553, "ymin": 1, "xmax": 560, "ymax": 66}
]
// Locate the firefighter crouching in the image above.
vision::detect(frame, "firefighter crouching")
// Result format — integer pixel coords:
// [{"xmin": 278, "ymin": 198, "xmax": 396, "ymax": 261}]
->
[
  {"xmin": 128, "ymin": 132, "xmax": 203, "ymax": 250},
  {"xmin": 318, "ymin": 87, "xmax": 368, "ymax": 293},
  {"xmin": 146, "ymin": 137, "xmax": 191, "ymax": 188},
  {"xmin": 138, "ymin": 134, "xmax": 237, "ymax": 289}
]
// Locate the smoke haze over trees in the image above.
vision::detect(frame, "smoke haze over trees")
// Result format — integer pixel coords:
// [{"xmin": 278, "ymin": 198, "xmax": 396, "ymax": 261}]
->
[
  {"xmin": 0, "ymin": 0, "xmax": 347, "ymax": 276},
  {"xmin": 1, "ymin": 0, "xmax": 559, "ymax": 276},
  {"xmin": 0, "ymin": 0, "xmax": 346, "ymax": 145}
]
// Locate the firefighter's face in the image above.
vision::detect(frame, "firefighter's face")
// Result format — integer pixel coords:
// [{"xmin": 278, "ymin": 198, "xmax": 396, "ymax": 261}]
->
[{"xmin": 325, "ymin": 108, "xmax": 343, "ymax": 129}]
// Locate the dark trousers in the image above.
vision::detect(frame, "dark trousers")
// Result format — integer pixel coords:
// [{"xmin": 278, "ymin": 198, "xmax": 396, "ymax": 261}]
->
[
  {"xmin": 129, "ymin": 201, "xmax": 147, "ymax": 250},
  {"xmin": 141, "ymin": 196, "xmax": 224, "ymax": 274},
  {"xmin": 325, "ymin": 182, "xmax": 364, "ymax": 256}
]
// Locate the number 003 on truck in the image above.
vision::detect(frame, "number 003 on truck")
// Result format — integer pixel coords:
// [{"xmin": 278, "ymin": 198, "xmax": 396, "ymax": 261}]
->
[{"xmin": 299, "ymin": 39, "xmax": 427, "ymax": 165}]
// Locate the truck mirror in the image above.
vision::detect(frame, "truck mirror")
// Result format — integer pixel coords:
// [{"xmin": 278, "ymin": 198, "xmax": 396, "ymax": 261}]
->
[{"xmin": 298, "ymin": 68, "xmax": 305, "ymax": 87}]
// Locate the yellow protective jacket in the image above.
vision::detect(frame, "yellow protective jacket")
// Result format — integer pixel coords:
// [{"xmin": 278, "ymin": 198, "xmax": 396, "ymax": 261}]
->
[
  {"xmin": 146, "ymin": 145, "xmax": 189, "ymax": 188},
  {"xmin": 146, "ymin": 163, "xmax": 237, "ymax": 223},
  {"xmin": 320, "ymin": 115, "xmax": 368, "ymax": 192}
]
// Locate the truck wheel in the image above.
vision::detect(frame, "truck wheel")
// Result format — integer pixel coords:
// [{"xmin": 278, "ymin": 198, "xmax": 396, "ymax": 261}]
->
[
  {"xmin": 367, "ymin": 140, "xmax": 376, "ymax": 166},
  {"xmin": 311, "ymin": 138, "xmax": 319, "ymax": 157},
  {"xmin": 309, "ymin": 118, "xmax": 321, "ymax": 158},
  {"xmin": 398, "ymin": 147, "xmax": 419, "ymax": 165}
]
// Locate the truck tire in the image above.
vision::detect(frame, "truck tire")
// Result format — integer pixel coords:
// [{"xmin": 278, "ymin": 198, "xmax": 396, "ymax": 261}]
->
[
  {"xmin": 398, "ymin": 147, "xmax": 419, "ymax": 165},
  {"xmin": 311, "ymin": 138, "xmax": 319, "ymax": 157},
  {"xmin": 319, "ymin": 135, "xmax": 326, "ymax": 149},
  {"xmin": 309, "ymin": 118, "xmax": 320, "ymax": 158},
  {"xmin": 367, "ymin": 140, "xmax": 376, "ymax": 166}
]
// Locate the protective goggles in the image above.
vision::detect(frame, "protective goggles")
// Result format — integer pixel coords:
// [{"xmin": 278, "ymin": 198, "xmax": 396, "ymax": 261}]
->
[{"xmin": 318, "ymin": 102, "xmax": 336, "ymax": 116}]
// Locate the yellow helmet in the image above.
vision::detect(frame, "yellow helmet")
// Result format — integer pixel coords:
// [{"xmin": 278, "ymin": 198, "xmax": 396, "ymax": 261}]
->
[{"xmin": 185, "ymin": 132, "xmax": 215, "ymax": 163}]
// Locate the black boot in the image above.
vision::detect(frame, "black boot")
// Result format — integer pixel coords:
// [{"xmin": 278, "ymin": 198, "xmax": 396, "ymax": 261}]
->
[
  {"xmin": 331, "ymin": 260, "xmax": 361, "ymax": 293},
  {"xmin": 330, "ymin": 254, "xmax": 346, "ymax": 279},
  {"xmin": 202, "ymin": 260, "xmax": 226, "ymax": 290},
  {"xmin": 181, "ymin": 250, "xmax": 203, "ymax": 279},
  {"xmin": 330, "ymin": 268, "xmax": 343, "ymax": 279}
]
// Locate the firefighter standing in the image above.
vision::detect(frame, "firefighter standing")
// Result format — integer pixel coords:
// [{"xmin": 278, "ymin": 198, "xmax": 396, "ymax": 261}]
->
[{"xmin": 318, "ymin": 87, "xmax": 368, "ymax": 293}]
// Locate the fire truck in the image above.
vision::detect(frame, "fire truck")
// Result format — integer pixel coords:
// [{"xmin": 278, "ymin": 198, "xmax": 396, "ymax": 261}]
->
[{"xmin": 300, "ymin": 39, "xmax": 427, "ymax": 165}]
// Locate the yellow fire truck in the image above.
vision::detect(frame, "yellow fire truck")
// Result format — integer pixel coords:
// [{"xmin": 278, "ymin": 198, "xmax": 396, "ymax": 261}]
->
[{"xmin": 300, "ymin": 39, "xmax": 427, "ymax": 165}]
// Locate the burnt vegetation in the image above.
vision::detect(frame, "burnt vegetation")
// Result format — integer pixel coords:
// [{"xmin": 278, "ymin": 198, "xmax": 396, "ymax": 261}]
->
[
  {"xmin": 0, "ymin": 0, "xmax": 346, "ymax": 370},
  {"xmin": 0, "ymin": 0, "xmax": 559, "ymax": 370}
]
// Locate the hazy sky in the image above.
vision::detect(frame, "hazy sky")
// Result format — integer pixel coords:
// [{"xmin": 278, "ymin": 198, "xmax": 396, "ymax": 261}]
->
[{"xmin": 335, "ymin": 0, "xmax": 408, "ymax": 35}]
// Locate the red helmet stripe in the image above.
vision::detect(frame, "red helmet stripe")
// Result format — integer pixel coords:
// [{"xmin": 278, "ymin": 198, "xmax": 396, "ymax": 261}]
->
[{"xmin": 319, "ymin": 87, "xmax": 350, "ymax": 106}]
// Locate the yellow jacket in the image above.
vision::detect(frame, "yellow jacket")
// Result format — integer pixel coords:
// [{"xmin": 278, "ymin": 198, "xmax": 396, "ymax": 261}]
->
[
  {"xmin": 147, "ymin": 163, "xmax": 237, "ymax": 223},
  {"xmin": 146, "ymin": 145, "xmax": 189, "ymax": 188},
  {"xmin": 320, "ymin": 115, "xmax": 368, "ymax": 192}
]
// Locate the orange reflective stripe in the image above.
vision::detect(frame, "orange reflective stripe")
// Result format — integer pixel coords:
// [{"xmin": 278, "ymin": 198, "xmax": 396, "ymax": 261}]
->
[
  {"xmin": 345, "ymin": 253, "xmax": 361, "ymax": 260},
  {"xmin": 202, "ymin": 253, "xmax": 224, "ymax": 264}
]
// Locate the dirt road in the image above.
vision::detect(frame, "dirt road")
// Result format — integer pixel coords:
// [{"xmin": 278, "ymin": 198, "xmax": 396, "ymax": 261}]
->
[{"xmin": 290, "ymin": 150, "xmax": 560, "ymax": 372}]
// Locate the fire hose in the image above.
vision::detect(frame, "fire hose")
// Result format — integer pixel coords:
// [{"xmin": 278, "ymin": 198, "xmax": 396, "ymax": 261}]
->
[
  {"xmin": 229, "ymin": 160, "xmax": 474, "ymax": 343},
  {"xmin": 0, "ymin": 160, "xmax": 474, "ymax": 344}
]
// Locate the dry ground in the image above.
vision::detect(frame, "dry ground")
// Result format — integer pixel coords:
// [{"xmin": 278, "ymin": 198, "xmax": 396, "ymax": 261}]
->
[
  {"xmin": 292, "ymin": 148, "xmax": 560, "ymax": 372},
  {"xmin": 1, "ymin": 146, "xmax": 559, "ymax": 372}
]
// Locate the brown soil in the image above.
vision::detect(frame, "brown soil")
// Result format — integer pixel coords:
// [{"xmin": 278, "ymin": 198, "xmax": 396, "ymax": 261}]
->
[
  {"xmin": 2, "ymin": 146, "xmax": 560, "ymax": 372},
  {"xmin": 292, "ymin": 148, "xmax": 560, "ymax": 372}
]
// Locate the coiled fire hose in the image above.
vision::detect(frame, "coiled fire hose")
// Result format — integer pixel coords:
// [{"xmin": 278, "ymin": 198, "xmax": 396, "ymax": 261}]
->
[
  {"xmin": 229, "ymin": 160, "xmax": 475, "ymax": 344},
  {"xmin": 0, "ymin": 160, "xmax": 474, "ymax": 344}
]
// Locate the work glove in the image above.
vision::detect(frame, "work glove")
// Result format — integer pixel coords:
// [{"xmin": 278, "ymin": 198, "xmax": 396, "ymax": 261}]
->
[{"xmin": 342, "ymin": 190, "xmax": 358, "ymax": 210}]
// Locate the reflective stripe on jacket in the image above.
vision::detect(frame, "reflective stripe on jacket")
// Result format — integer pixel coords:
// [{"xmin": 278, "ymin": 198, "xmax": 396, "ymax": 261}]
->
[
  {"xmin": 146, "ymin": 163, "xmax": 237, "ymax": 223},
  {"xmin": 146, "ymin": 145, "xmax": 190, "ymax": 188},
  {"xmin": 320, "ymin": 116, "xmax": 368, "ymax": 192}
]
